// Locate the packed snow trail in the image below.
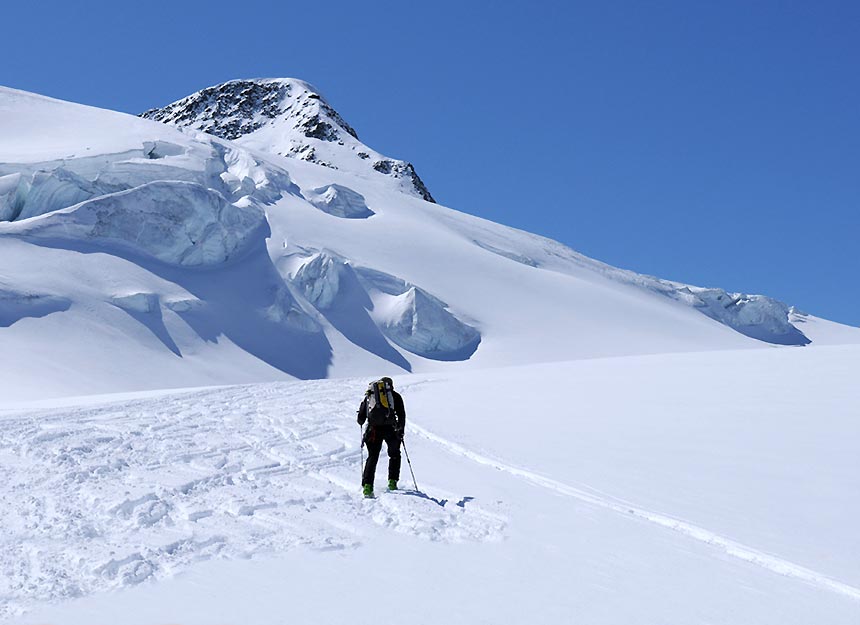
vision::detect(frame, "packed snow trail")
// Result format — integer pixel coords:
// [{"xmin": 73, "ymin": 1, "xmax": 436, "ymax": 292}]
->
[
  {"xmin": 0, "ymin": 381, "xmax": 503, "ymax": 619},
  {"xmin": 3, "ymin": 365, "xmax": 858, "ymax": 622},
  {"xmin": 408, "ymin": 421, "xmax": 860, "ymax": 602}
]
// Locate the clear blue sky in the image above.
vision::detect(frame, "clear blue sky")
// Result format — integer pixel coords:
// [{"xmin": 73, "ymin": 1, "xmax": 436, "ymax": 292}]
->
[{"xmin": 2, "ymin": 1, "xmax": 857, "ymax": 324}]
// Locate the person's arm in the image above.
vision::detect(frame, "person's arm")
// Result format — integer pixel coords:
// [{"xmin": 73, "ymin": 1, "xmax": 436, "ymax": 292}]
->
[
  {"xmin": 394, "ymin": 392, "xmax": 406, "ymax": 434},
  {"xmin": 357, "ymin": 396, "xmax": 368, "ymax": 426}
]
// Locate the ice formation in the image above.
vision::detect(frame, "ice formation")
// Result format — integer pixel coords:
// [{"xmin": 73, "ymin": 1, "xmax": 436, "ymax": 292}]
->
[
  {"xmin": 4, "ymin": 181, "xmax": 268, "ymax": 267},
  {"xmin": 306, "ymin": 184, "xmax": 374, "ymax": 219}
]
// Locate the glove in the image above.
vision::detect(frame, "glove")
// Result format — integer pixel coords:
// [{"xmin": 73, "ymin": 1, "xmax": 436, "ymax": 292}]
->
[{"xmin": 395, "ymin": 426, "xmax": 404, "ymax": 441}]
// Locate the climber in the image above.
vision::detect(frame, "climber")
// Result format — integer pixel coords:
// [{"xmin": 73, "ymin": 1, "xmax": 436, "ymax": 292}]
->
[{"xmin": 357, "ymin": 377, "xmax": 405, "ymax": 498}]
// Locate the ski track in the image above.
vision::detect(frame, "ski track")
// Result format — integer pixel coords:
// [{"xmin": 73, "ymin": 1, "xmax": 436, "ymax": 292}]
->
[
  {"xmin": 3, "ymin": 379, "xmax": 858, "ymax": 619},
  {"xmin": 0, "ymin": 382, "xmax": 504, "ymax": 619},
  {"xmin": 407, "ymin": 422, "xmax": 860, "ymax": 602}
]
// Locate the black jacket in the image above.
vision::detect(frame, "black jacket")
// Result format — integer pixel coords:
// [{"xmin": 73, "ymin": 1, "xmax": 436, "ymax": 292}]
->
[{"xmin": 357, "ymin": 390, "xmax": 406, "ymax": 430}]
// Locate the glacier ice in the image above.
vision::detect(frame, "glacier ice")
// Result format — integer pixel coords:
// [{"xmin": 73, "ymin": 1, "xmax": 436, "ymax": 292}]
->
[
  {"xmin": 111, "ymin": 292, "xmax": 160, "ymax": 314},
  {"xmin": 678, "ymin": 288, "xmax": 810, "ymax": 346},
  {"xmin": 375, "ymin": 286, "xmax": 481, "ymax": 360},
  {"xmin": 354, "ymin": 266, "xmax": 482, "ymax": 359},
  {"xmin": 306, "ymin": 184, "xmax": 374, "ymax": 219},
  {"xmin": 0, "ymin": 168, "xmax": 110, "ymax": 222},
  {"xmin": 291, "ymin": 251, "xmax": 347, "ymax": 310},
  {"xmin": 0, "ymin": 287, "xmax": 71, "ymax": 327},
  {"xmin": 287, "ymin": 250, "xmax": 480, "ymax": 362},
  {"xmin": 0, "ymin": 137, "xmax": 299, "ymax": 226},
  {"xmin": 0, "ymin": 173, "xmax": 28, "ymax": 221},
  {"xmin": 6, "ymin": 181, "xmax": 268, "ymax": 267}
]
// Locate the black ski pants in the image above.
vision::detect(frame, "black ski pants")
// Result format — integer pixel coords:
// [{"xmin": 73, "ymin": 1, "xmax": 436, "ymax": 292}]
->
[{"xmin": 362, "ymin": 425, "xmax": 401, "ymax": 487}]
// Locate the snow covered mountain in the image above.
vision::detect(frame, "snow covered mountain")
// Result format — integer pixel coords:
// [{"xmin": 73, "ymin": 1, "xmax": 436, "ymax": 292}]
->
[
  {"xmin": 1, "ymin": 81, "xmax": 858, "ymax": 401},
  {"xmin": 140, "ymin": 78, "xmax": 434, "ymax": 202},
  {"xmin": 3, "ymin": 81, "xmax": 860, "ymax": 625}
]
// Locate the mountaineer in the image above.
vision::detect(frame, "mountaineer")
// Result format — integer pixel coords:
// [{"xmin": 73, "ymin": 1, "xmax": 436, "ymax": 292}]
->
[{"xmin": 357, "ymin": 377, "xmax": 405, "ymax": 498}]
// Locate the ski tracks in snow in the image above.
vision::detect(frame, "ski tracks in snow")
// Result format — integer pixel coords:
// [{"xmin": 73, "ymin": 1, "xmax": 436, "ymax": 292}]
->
[
  {"xmin": 408, "ymin": 422, "xmax": 860, "ymax": 602},
  {"xmin": 4, "ymin": 377, "xmax": 857, "ymax": 618},
  {"xmin": 0, "ymin": 383, "xmax": 503, "ymax": 618}
]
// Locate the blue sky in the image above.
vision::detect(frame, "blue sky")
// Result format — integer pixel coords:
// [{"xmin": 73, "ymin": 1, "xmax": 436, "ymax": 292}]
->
[{"xmin": 3, "ymin": 1, "xmax": 858, "ymax": 324}]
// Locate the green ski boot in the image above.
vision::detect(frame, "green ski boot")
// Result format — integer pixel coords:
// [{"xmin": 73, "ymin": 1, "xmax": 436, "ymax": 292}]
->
[
  {"xmin": 388, "ymin": 479, "xmax": 398, "ymax": 491},
  {"xmin": 362, "ymin": 484, "xmax": 374, "ymax": 499}
]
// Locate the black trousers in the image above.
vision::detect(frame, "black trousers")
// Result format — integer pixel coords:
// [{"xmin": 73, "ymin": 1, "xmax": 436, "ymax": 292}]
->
[{"xmin": 362, "ymin": 425, "xmax": 401, "ymax": 487}]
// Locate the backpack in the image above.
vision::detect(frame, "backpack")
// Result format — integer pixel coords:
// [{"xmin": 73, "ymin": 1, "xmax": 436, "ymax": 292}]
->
[{"xmin": 366, "ymin": 378, "xmax": 396, "ymax": 426}]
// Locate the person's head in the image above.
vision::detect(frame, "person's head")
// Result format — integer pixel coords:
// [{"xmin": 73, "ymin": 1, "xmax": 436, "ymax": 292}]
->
[{"xmin": 381, "ymin": 376, "xmax": 393, "ymax": 389}]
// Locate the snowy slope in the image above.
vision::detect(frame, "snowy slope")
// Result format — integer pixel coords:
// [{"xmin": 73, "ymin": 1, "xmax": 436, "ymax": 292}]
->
[
  {"xmin": 3, "ymin": 346, "xmax": 859, "ymax": 623},
  {"xmin": 2, "ymin": 81, "xmax": 859, "ymax": 624},
  {"xmin": 1, "ymin": 83, "xmax": 859, "ymax": 402}
]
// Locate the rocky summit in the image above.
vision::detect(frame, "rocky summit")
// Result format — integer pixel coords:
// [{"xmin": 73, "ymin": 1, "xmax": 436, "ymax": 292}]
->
[{"xmin": 141, "ymin": 78, "xmax": 434, "ymax": 202}]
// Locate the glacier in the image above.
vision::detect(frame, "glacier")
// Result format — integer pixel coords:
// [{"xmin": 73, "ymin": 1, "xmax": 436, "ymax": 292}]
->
[{"xmin": 1, "ymin": 82, "xmax": 858, "ymax": 401}]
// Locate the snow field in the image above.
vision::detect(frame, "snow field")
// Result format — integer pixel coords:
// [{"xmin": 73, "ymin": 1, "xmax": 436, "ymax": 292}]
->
[
  {"xmin": 4, "ymin": 345, "xmax": 860, "ymax": 624},
  {"xmin": 0, "ymin": 381, "xmax": 503, "ymax": 619}
]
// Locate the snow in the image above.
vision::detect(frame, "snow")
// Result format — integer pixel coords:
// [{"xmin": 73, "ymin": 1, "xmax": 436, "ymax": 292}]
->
[
  {"xmin": 3, "ymin": 346, "xmax": 859, "ymax": 623},
  {"xmin": 664, "ymin": 285, "xmax": 810, "ymax": 345},
  {"xmin": 371, "ymin": 286, "xmax": 481, "ymax": 359},
  {"xmin": 140, "ymin": 78, "xmax": 435, "ymax": 202},
  {"xmin": 305, "ymin": 183, "xmax": 374, "ymax": 218},
  {"xmin": 1, "ymin": 181, "xmax": 268, "ymax": 267},
  {"xmin": 0, "ymin": 87, "xmax": 191, "ymax": 163},
  {"xmin": 8, "ymin": 167, "xmax": 101, "ymax": 221},
  {"xmin": 1, "ymin": 78, "xmax": 859, "ymax": 623},
  {"xmin": 2, "ymin": 83, "xmax": 859, "ymax": 403},
  {"xmin": 0, "ymin": 287, "xmax": 71, "ymax": 328}
]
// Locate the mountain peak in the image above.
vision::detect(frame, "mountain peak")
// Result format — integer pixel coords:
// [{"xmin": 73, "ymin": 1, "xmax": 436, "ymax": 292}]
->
[{"xmin": 140, "ymin": 78, "xmax": 434, "ymax": 202}]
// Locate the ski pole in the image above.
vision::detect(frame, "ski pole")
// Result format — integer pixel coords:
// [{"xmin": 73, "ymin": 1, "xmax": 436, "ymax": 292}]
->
[
  {"xmin": 359, "ymin": 424, "xmax": 365, "ymax": 483},
  {"xmin": 401, "ymin": 438, "xmax": 418, "ymax": 492}
]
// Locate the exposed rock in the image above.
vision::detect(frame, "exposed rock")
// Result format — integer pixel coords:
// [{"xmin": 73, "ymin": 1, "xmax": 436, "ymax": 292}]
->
[
  {"xmin": 140, "ymin": 78, "xmax": 435, "ymax": 203},
  {"xmin": 142, "ymin": 81, "xmax": 292, "ymax": 140},
  {"xmin": 373, "ymin": 160, "xmax": 434, "ymax": 203}
]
